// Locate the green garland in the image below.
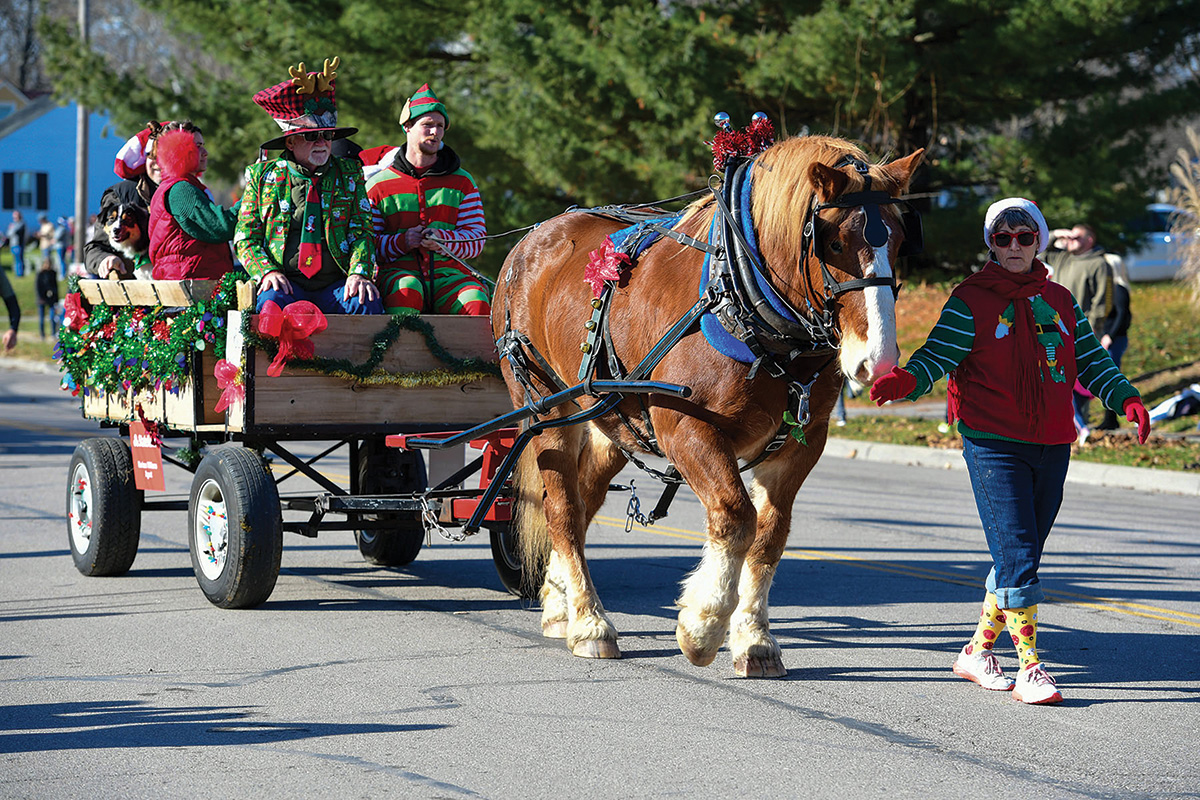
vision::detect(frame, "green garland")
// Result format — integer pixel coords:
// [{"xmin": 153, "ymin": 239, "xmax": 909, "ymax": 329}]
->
[
  {"xmin": 245, "ymin": 308, "xmax": 503, "ymax": 386},
  {"xmin": 56, "ymin": 272, "xmax": 500, "ymax": 400},
  {"xmin": 56, "ymin": 273, "xmax": 243, "ymax": 398}
]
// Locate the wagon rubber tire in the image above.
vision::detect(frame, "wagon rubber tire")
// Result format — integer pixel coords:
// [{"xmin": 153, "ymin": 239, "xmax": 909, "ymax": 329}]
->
[
  {"xmin": 490, "ymin": 523, "xmax": 542, "ymax": 601},
  {"xmin": 354, "ymin": 439, "xmax": 426, "ymax": 567},
  {"xmin": 188, "ymin": 447, "xmax": 282, "ymax": 609},
  {"xmin": 66, "ymin": 437, "xmax": 142, "ymax": 576}
]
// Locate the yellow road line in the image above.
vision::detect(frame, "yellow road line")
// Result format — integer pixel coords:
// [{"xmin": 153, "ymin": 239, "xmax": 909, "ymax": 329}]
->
[{"xmin": 593, "ymin": 514, "xmax": 1200, "ymax": 629}]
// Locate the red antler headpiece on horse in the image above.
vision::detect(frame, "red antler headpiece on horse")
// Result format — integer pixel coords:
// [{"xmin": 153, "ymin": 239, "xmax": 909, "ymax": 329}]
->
[{"xmin": 708, "ymin": 111, "xmax": 775, "ymax": 173}]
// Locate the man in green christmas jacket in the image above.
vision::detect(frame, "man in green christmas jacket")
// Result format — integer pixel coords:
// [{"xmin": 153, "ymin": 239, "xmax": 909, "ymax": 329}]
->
[{"xmin": 234, "ymin": 57, "xmax": 382, "ymax": 314}]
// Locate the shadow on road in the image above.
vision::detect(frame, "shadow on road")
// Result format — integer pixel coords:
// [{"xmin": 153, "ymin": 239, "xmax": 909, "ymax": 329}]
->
[{"xmin": 0, "ymin": 700, "xmax": 444, "ymax": 754}]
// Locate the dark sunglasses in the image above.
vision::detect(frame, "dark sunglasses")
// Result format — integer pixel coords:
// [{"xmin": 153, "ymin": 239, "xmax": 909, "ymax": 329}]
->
[
  {"xmin": 300, "ymin": 130, "xmax": 336, "ymax": 142},
  {"xmin": 991, "ymin": 231, "xmax": 1037, "ymax": 248}
]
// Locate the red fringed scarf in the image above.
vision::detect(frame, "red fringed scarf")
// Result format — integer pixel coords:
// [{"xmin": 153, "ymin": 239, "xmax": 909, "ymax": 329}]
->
[{"xmin": 958, "ymin": 260, "xmax": 1049, "ymax": 435}]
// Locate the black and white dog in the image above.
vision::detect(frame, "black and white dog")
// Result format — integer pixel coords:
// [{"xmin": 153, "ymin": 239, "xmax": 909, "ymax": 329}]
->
[{"xmin": 97, "ymin": 197, "xmax": 151, "ymax": 280}]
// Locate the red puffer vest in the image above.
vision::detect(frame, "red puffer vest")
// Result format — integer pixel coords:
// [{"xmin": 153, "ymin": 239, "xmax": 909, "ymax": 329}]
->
[{"xmin": 149, "ymin": 175, "xmax": 234, "ymax": 280}]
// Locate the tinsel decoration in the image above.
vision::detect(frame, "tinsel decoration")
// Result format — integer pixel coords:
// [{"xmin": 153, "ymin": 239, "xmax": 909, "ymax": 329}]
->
[
  {"xmin": 708, "ymin": 111, "xmax": 776, "ymax": 173},
  {"xmin": 55, "ymin": 272, "xmax": 242, "ymax": 398}
]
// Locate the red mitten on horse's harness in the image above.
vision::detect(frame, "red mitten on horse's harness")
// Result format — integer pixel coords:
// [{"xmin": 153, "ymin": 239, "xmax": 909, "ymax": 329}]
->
[
  {"xmin": 1123, "ymin": 397, "xmax": 1151, "ymax": 445},
  {"xmin": 869, "ymin": 366, "xmax": 917, "ymax": 406}
]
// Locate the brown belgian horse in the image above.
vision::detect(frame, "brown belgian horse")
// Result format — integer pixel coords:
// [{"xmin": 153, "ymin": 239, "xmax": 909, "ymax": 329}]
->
[{"xmin": 492, "ymin": 135, "xmax": 924, "ymax": 677}]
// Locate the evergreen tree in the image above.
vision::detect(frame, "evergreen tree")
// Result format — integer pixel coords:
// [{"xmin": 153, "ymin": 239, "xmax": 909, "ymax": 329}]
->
[{"xmin": 39, "ymin": 0, "xmax": 1200, "ymax": 274}]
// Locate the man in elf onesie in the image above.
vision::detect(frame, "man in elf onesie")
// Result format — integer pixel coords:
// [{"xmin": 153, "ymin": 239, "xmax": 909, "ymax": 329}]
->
[
  {"xmin": 365, "ymin": 84, "xmax": 489, "ymax": 316},
  {"xmin": 235, "ymin": 57, "xmax": 381, "ymax": 314}
]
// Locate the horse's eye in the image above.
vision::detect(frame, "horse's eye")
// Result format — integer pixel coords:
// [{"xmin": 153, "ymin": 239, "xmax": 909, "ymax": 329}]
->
[{"xmin": 828, "ymin": 239, "xmax": 844, "ymax": 255}]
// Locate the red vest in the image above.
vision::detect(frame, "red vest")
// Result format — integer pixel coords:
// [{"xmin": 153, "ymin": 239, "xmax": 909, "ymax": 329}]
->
[
  {"xmin": 949, "ymin": 279, "xmax": 1080, "ymax": 445},
  {"xmin": 149, "ymin": 175, "xmax": 234, "ymax": 280}
]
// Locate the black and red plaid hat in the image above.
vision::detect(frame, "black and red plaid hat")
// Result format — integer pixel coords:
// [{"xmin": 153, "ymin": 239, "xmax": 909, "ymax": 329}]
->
[{"xmin": 253, "ymin": 57, "xmax": 358, "ymax": 150}]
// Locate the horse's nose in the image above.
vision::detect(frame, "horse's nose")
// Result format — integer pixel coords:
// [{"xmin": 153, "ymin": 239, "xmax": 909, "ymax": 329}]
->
[{"xmin": 853, "ymin": 352, "xmax": 899, "ymax": 385}]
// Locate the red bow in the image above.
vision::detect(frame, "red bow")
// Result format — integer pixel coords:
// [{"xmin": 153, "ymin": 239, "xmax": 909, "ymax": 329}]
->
[
  {"xmin": 63, "ymin": 293, "xmax": 89, "ymax": 331},
  {"xmin": 256, "ymin": 300, "xmax": 328, "ymax": 377},
  {"xmin": 213, "ymin": 359, "xmax": 245, "ymax": 413},
  {"xmin": 584, "ymin": 236, "xmax": 631, "ymax": 298}
]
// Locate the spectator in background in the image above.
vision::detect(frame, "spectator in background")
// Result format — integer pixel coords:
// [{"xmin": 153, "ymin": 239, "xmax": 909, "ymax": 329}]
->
[
  {"xmin": 1, "ymin": 262, "xmax": 18, "ymax": 351},
  {"xmin": 6, "ymin": 211, "xmax": 27, "ymax": 278},
  {"xmin": 1043, "ymin": 223, "xmax": 1114, "ymax": 444},
  {"xmin": 36, "ymin": 215, "xmax": 60, "ymax": 275},
  {"xmin": 1096, "ymin": 251, "xmax": 1132, "ymax": 430},
  {"xmin": 36, "ymin": 258, "xmax": 59, "ymax": 339},
  {"xmin": 53, "ymin": 218, "xmax": 69, "ymax": 278}
]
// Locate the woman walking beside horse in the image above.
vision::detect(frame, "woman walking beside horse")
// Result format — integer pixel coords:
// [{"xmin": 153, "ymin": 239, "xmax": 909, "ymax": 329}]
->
[{"xmin": 870, "ymin": 197, "xmax": 1152, "ymax": 704}]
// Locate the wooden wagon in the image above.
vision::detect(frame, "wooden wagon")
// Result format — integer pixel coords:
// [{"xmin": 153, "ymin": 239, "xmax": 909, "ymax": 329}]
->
[{"xmin": 62, "ymin": 277, "xmax": 528, "ymax": 607}]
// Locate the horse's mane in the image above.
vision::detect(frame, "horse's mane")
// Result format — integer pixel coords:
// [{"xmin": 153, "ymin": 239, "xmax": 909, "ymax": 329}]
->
[{"xmin": 674, "ymin": 135, "xmax": 902, "ymax": 287}]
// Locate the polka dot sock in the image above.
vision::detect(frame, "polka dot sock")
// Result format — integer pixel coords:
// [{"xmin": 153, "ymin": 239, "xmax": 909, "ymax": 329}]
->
[
  {"xmin": 965, "ymin": 592, "xmax": 1006, "ymax": 655},
  {"xmin": 1004, "ymin": 605, "xmax": 1041, "ymax": 669}
]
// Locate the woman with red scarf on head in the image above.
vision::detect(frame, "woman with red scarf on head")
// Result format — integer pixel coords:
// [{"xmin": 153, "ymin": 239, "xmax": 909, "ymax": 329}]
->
[
  {"xmin": 870, "ymin": 197, "xmax": 1151, "ymax": 705},
  {"xmin": 148, "ymin": 126, "xmax": 237, "ymax": 280}
]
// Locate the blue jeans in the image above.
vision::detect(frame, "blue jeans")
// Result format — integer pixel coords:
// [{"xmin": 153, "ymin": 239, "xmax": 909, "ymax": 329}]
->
[
  {"xmin": 54, "ymin": 246, "xmax": 67, "ymax": 278},
  {"xmin": 38, "ymin": 303, "xmax": 58, "ymax": 338},
  {"xmin": 961, "ymin": 435, "xmax": 1071, "ymax": 608},
  {"xmin": 256, "ymin": 280, "xmax": 383, "ymax": 315},
  {"xmin": 10, "ymin": 245, "xmax": 25, "ymax": 278}
]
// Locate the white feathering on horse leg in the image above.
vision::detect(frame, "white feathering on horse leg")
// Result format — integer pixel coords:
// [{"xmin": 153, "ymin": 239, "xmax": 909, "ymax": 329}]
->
[
  {"xmin": 676, "ymin": 540, "xmax": 746, "ymax": 666},
  {"xmin": 729, "ymin": 560, "xmax": 785, "ymax": 678},
  {"xmin": 539, "ymin": 549, "xmax": 570, "ymax": 639}
]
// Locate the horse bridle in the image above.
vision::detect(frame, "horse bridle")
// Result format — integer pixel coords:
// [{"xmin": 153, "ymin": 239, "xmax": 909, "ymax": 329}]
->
[{"xmin": 800, "ymin": 155, "xmax": 918, "ymax": 312}]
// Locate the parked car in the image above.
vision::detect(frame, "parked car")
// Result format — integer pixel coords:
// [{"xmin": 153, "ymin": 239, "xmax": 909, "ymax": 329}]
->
[{"xmin": 1122, "ymin": 203, "xmax": 1193, "ymax": 282}]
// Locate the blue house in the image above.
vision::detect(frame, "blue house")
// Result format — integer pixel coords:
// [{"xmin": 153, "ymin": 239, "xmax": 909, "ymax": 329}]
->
[{"xmin": 0, "ymin": 84, "xmax": 123, "ymax": 229}]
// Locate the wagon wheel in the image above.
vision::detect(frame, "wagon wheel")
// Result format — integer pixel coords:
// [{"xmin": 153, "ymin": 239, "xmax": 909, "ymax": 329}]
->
[
  {"xmin": 490, "ymin": 522, "xmax": 543, "ymax": 601},
  {"xmin": 188, "ymin": 447, "xmax": 282, "ymax": 608},
  {"xmin": 354, "ymin": 438, "xmax": 426, "ymax": 566},
  {"xmin": 66, "ymin": 437, "xmax": 142, "ymax": 576}
]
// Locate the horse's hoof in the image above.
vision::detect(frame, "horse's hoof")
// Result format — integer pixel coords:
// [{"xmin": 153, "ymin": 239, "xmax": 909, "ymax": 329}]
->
[
  {"xmin": 542, "ymin": 619, "xmax": 568, "ymax": 639},
  {"xmin": 571, "ymin": 639, "xmax": 621, "ymax": 659},
  {"xmin": 733, "ymin": 653, "xmax": 787, "ymax": 679},
  {"xmin": 676, "ymin": 624, "xmax": 720, "ymax": 667}
]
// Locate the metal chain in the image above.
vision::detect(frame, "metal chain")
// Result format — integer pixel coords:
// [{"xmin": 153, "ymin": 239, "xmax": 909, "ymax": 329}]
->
[
  {"xmin": 621, "ymin": 480, "xmax": 652, "ymax": 532},
  {"xmin": 419, "ymin": 496, "xmax": 473, "ymax": 543}
]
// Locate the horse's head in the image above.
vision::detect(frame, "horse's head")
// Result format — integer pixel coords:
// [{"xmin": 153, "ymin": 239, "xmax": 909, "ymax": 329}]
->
[{"xmin": 754, "ymin": 138, "xmax": 924, "ymax": 385}]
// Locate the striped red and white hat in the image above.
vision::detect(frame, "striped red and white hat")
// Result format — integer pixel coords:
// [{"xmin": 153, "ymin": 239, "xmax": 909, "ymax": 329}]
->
[{"xmin": 113, "ymin": 125, "xmax": 162, "ymax": 179}]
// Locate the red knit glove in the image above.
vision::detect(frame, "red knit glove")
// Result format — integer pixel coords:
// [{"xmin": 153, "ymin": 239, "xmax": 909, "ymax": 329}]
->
[
  {"xmin": 869, "ymin": 366, "xmax": 917, "ymax": 406},
  {"xmin": 1123, "ymin": 397, "xmax": 1151, "ymax": 445}
]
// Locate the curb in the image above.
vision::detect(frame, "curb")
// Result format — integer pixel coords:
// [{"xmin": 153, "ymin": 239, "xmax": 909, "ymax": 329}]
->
[
  {"xmin": 823, "ymin": 437, "xmax": 1200, "ymax": 497},
  {"xmin": 0, "ymin": 357, "xmax": 60, "ymax": 375}
]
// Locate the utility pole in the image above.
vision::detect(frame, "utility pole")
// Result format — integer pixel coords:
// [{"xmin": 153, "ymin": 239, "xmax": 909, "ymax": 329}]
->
[{"xmin": 73, "ymin": 0, "xmax": 89, "ymax": 271}]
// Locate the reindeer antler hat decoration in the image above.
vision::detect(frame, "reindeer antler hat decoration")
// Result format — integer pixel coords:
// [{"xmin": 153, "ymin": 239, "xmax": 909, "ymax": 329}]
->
[{"xmin": 252, "ymin": 56, "xmax": 358, "ymax": 150}]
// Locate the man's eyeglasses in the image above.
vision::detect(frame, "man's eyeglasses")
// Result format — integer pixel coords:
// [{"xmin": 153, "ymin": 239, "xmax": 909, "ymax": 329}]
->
[
  {"xmin": 300, "ymin": 130, "xmax": 336, "ymax": 142},
  {"xmin": 991, "ymin": 231, "xmax": 1037, "ymax": 248}
]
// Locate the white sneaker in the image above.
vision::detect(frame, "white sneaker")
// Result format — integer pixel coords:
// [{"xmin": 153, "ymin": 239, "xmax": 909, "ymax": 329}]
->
[
  {"xmin": 1077, "ymin": 427, "xmax": 1090, "ymax": 447},
  {"xmin": 1012, "ymin": 662, "xmax": 1063, "ymax": 704},
  {"xmin": 952, "ymin": 645, "xmax": 1015, "ymax": 691}
]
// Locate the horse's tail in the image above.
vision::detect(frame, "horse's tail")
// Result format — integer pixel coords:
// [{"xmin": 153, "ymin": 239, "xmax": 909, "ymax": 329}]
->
[{"xmin": 513, "ymin": 443, "xmax": 551, "ymax": 594}]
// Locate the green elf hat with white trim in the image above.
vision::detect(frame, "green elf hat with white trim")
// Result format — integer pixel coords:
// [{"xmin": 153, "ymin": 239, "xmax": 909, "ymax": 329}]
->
[{"xmin": 399, "ymin": 84, "xmax": 449, "ymax": 130}]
